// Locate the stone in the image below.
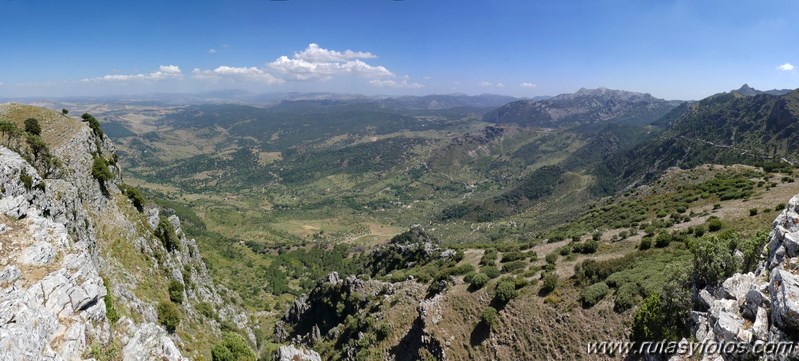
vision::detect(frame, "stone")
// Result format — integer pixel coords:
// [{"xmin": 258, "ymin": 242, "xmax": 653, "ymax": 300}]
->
[
  {"xmin": 742, "ymin": 288, "xmax": 762, "ymax": 321},
  {"xmin": 784, "ymin": 231, "xmax": 799, "ymax": 257},
  {"xmin": 713, "ymin": 311, "xmax": 744, "ymax": 343},
  {"xmin": 721, "ymin": 273, "xmax": 755, "ymax": 304},
  {"xmin": 697, "ymin": 289, "xmax": 714, "ymax": 311},
  {"xmin": 769, "ymin": 268, "xmax": 799, "ymax": 332},
  {"xmin": 274, "ymin": 345, "xmax": 322, "ymax": 361},
  {"xmin": 20, "ymin": 242, "xmax": 56, "ymax": 266}
]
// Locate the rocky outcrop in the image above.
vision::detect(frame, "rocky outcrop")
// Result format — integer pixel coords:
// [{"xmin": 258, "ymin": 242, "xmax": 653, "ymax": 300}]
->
[
  {"xmin": 365, "ymin": 226, "xmax": 457, "ymax": 276},
  {"xmin": 274, "ymin": 345, "xmax": 322, "ymax": 361},
  {"xmin": 0, "ymin": 105, "xmax": 251, "ymax": 360},
  {"xmin": 685, "ymin": 194, "xmax": 799, "ymax": 360}
]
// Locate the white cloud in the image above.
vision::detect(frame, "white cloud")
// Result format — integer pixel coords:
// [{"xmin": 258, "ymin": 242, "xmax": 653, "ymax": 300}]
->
[
  {"xmin": 519, "ymin": 82, "xmax": 537, "ymax": 88},
  {"xmin": 191, "ymin": 66, "xmax": 284, "ymax": 84},
  {"xmin": 268, "ymin": 44, "xmax": 393, "ymax": 81},
  {"xmin": 86, "ymin": 65, "xmax": 183, "ymax": 82},
  {"xmin": 193, "ymin": 44, "xmax": 406, "ymax": 87},
  {"xmin": 208, "ymin": 48, "xmax": 217, "ymax": 54},
  {"xmin": 480, "ymin": 81, "xmax": 504, "ymax": 88},
  {"xmin": 369, "ymin": 76, "xmax": 424, "ymax": 89},
  {"xmin": 777, "ymin": 63, "xmax": 795, "ymax": 71}
]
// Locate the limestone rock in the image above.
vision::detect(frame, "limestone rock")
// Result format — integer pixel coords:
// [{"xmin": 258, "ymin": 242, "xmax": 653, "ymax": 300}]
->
[{"xmin": 275, "ymin": 345, "xmax": 322, "ymax": 361}]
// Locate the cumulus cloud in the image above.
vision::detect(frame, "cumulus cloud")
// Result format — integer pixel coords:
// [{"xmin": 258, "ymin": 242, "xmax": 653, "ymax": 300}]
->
[
  {"xmin": 191, "ymin": 66, "xmax": 284, "ymax": 84},
  {"xmin": 85, "ymin": 65, "xmax": 183, "ymax": 82},
  {"xmin": 519, "ymin": 82, "xmax": 537, "ymax": 88},
  {"xmin": 777, "ymin": 63, "xmax": 795, "ymax": 71},
  {"xmin": 208, "ymin": 48, "xmax": 217, "ymax": 54},
  {"xmin": 268, "ymin": 44, "xmax": 393, "ymax": 80},
  {"xmin": 192, "ymin": 43, "xmax": 406, "ymax": 86}
]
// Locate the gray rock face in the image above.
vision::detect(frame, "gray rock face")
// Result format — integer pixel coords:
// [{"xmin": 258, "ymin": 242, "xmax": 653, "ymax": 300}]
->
[
  {"xmin": 275, "ymin": 345, "xmax": 322, "ymax": 361},
  {"xmin": 690, "ymin": 194, "xmax": 799, "ymax": 360}
]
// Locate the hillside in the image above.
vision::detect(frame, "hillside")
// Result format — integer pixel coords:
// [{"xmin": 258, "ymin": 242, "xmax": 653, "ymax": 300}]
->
[{"xmin": 0, "ymin": 104, "xmax": 257, "ymax": 360}]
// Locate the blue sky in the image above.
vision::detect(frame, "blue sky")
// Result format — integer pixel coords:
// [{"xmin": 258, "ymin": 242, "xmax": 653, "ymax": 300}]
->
[{"xmin": 0, "ymin": 0, "xmax": 797, "ymax": 100}]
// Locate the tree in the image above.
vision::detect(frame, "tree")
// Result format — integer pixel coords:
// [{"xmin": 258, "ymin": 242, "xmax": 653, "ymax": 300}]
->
[
  {"xmin": 81, "ymin": 113, "xmax": 104, "ymax": 138},
  {"xmin": 91, "ymin": 156, "xmax": 113, "ymax": 184},
  {"xmin": 24, "ymin": 118, "xmax": 41, "ymax": 136},
  {"xmin": 61, "ymin": 108, "xmax": 69, "ymax": 115},
  {"xmin": 481, "ymin": 307, "xmax": 498, "ymax": 330},
  {"xmin": 124, "ymin": 186, "xmax": 146, "ymax": 212},
  {"xmin": 692, "ymin": 235, "xmax": 737, "ymax": 289},
  {"xmin": 0, "ymin": 121, "xmax": 18, "ymax": 146},
  {"xmin": 156, "ymin": 216, "xmax": 179, "ymax": 252},
  {"xmin": 495, "ymin": 281, "xmax": 517, "ymax": 304},
  {"xmin": 26, "ymin": 134, "xmax": 47, "ymax": 161}
]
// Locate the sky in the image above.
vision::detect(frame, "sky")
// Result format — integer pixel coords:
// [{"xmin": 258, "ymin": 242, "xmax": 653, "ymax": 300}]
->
[{"xmin": 0, "ymin": 0, "xmax": 798, "ymax": 100}]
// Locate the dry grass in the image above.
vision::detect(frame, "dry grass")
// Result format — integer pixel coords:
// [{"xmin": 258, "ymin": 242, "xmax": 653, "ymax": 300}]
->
[{"xmin": 0, "ymin": 103, "xmax": 84, "ymax": 148}]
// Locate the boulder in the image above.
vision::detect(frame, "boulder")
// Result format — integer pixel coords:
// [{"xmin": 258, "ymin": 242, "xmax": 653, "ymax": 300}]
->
[{"xmin": 275, "ymin": 345, "xmax": 321, "ymax": 361}]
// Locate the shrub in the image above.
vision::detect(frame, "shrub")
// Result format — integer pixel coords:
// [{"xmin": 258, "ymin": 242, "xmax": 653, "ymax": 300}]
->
[
  {"xmin": 481, "ymin": 307, "xmax": 498, "ymax": 329},
  {"xmin": 82, "ymin": 113, "xmax": 104, "ymax": 138},
  {"xmin": 376, "ymin": 322, "xmax": 391, "ymax": 340},
  {"xmin": 480, "ymin": 249, "xmax": 498, "ymax": 265},
  {"xmin": 776, "ymin": 203, "xmax": 787, "ymax": 211},
  {"xmin": 61, "ymin": 108, "xmax": 69, "ymax": 115},
  {"xmin": 501, "ymin": 251, "xmax": 525, "ymax": 262},
  {"xmin": 24, "ymin": 118, "xmax": 41, "ymax": 135},
  {"xmin": 502, "ymin": 260, "xmax": 526, "ymax": 273},
  {"xmin": 494, "ymin": 281, "xmax": 517, "ymax": 304},
  {"xmin": 574, "ymin": 240, "xmax": 598, "ymax": 254},
  {"xmin": 211, "ymin": 332, "xmax": 256, "ymax": 361},
  {"xmin": 706, "ymin": 217, "xmax": 722, "ymax": 232},
  {"xmin": 469, "ymin": 273, "xmax": 490, "ymax": 289},
  {"xmin": 655, "ymin": 233, "xmax": 671, "ymax": 248},
  {"xmin": 639, "ymin": 238, "xmax": 652, "ymax": 251},
  {"xmin": 91, "ymin": 156, "xmax": 112, "ymax": 184},
  {"xmin": 694, "ymin": 226, "xmax": 706, "ymax": 238},
  {"xmin": 157, "ymin": 301, "xmax": 180, "ymax": 333},
  {"xmin": 749, "ymin": 208, "xmax": 758, "ymax": 216},
  {"xmin": 614, "ymin": 282, "xmax": 640, "ymax": 312},
  {"xmin": 545, "ymin": 252, "xmax": 558, "ymax": 265},
  {"xmin": 481, "ymin": 266, "xmax": 500, "ymax": 279},
  {"xmin": 580, "ymin": 282, "xmax": 610, "ymax": 308},
  {"xmin": 19, "ymin": 169, "xmax": 33, "ymax": 190},
  {"xmin": 156, "ymin": 216, "xmax": 178, "ymax": 252},
  {"xmin": 168, "ymin": 280, "xmax": 184, "ymax": 304},
  {"xmin": 463, "ymin": 272, "xmax": 477, "ymax": 284},
  {"xmin": 541, "ymin": 272, "xmax": 558, "ymax": 294},
  {"xmin": 197, "ymin": 302, "xmax": 218, "ymax": 321},
  {"xmin": 102, "ymin": 278, "xmax": 120, "ymax": 324},
  {"xmin": 124, "ymin": 186, "xmax": 146, "ymax": 212},
  {"xmin": 692, "ymin": 235, "xmax": 737, "ymax": 288}
]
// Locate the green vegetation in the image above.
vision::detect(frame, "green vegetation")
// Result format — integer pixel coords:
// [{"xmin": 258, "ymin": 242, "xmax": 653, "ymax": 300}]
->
[
  {"xmin": 481, "ymin": 307, "xmax": 498, "ymax": 330},
  {"xmin": 157, "ymin": 301, "xmax": 180, "ymax": 333},
  {"xmin": 469, "ymin": 273, "xmax": 489, "ymax": 290},
  {"xmin": 82, "ymin": 113, "xmax": 104, "ymax": 138},
  {"xmin": 541, "ymin": 273, "xmax": 558, "ymax": 294},
  {"xmin": 24, "ymin": 118, "xmax": 41, "ymax": 136},
  {"xmin": 494, "ymin": 281, "xmax": 517, "ymax": 304},
  {"xmin": 156, "ymin": 216, "xmax": 179, "ymax": 252},
  {"xmin": 211, "ymin": 332, "xmax": 256, "ymax": 361},
  {"xmin": 121, "ymin": 185, "xmax": 146, "ymax": 212},
  {"xmin": 580, "ymin": 282, "xmax": 610, "ymax": 308},
  {"xmin": 168, "ymin": 280, "xmax": 184, "ymax": 304},
  {"xmin": 92, "ymin": 155, "xmax": 113, "ymax": 188},
  {"xmin": 102, "ymin": 278, "xmax": 120, "ymax": 324}
]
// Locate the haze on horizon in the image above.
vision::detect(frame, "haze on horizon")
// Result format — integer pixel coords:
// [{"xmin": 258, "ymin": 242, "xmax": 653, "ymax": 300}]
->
[{"xmin": 1, "ymin": 0, "xmax": 797, "ymax": 100}]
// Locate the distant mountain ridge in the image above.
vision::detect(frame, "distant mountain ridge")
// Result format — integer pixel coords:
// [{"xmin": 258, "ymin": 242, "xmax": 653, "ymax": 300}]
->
[
  {"xmin": 483, "ymin": 87, "xmax": 682, "ymax": 128},
  {"xmin": 731, "ymin": 84, "xmax": 792, "ymax": 97}
]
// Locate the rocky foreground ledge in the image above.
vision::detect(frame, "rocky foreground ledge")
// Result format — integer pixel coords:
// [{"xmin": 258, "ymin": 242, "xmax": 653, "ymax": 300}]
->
[{"xmin": 680, "ymin": 194, "xmax": 799, "ymax": 361}]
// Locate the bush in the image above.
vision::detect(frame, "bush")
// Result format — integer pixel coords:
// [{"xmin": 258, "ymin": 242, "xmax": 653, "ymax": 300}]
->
[
  {"xmin": 211, "ymin": 332, "xmax": 256, "ymax": 361},
  {"xmin": 580, "ymin": 282, "xmax": 610, "ymax": 308},
  {"xmin": 480, "ymin": 249, "xmax": 498, "ymax": 265},
  {"xmin": 692, "ymin": 235, "xmax": 737, "ymax": 288},
  {"xmin": 91, "ymin": 156, "xmax": 112, "ymax": 184},
  {"xmin": 749, "ymin": 208, "xmax": 758, "ymax": 216},
  {"xmin": 574, "ymin": 240, "xmax": 598, "ymax": 254},
  {"xmin": 639, "ymin": 237, "xmax": 652, "ymax": 251},
  {"xmin": 541, "ymin": 272, "xmax": 558, "ymax": 294},
  {"xmin": 494, "ymin": 281, "xmax": 517, "ymax": 304},
  {"xmin": 706, "ymin": 217, "xmax": 722, "ymax": 232},
  {"xmin": 655, "ymin": 233, "xmax": 671, "ymax": 248},
  {"xmin": 124, "ymin": 186, "xmax": 146, "ymax": 212},
  {"xmin": 168, "ymin": 280, "xmax": 184, "ymax": 304},
  {"xmin": 545, "ymin": 252, "xmax": 558, "ymax": 265},
  {"xmin": 694, "ymin": 226, "xmax": 706, "ymax": 238},
  {"xmin": 157, "ymin": 301, "xmax": 180, "ymax": 333},
  {"xmin": 156, "ymin": 216, "xmax": 178, "ymax": 252},
  {"xmin": 197, "ymin": 302, "xmax": 218, "ymax": 321},
  {"xmin": 376, "ymin": 321, "xmax": 391, "ymax": 340},
  {"xmin": 614, "ymin": 282, "xmax": 640, "ymax": 312},
  {"xmin": 501, "ymin": 251, "xmax": 525, "ymax": 262},
  {"xmin": 502, "ymin": 260, "xmax": 526, "ymax": 273},
  {"xmin": 24, "ymin": 118, "xmax": 41, "ymax": 135},
  {"xmin": 776, "ymin": 203, "xmax": 787, "ymax": 211},
  {"xmin": 19, "ymin": 169, "xmax": 33, "ymax": 190},
  {"xmin": 481, "ymin": 306, "xmax": 498, "ymax": 329},
  {"xmin": 82, "ymin": 113, "xmax": 104, "ymax": 138},
  {"xmin": 102, "ymin": 278, "xmax": 120, "ymax": 324},
  {"xmin": 481, "ymin": 265, "xmax": 500, "ymax": 279},
  {"xmin": 469, "ymin": 273, "xmax": 490, "ymax": 289}
]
